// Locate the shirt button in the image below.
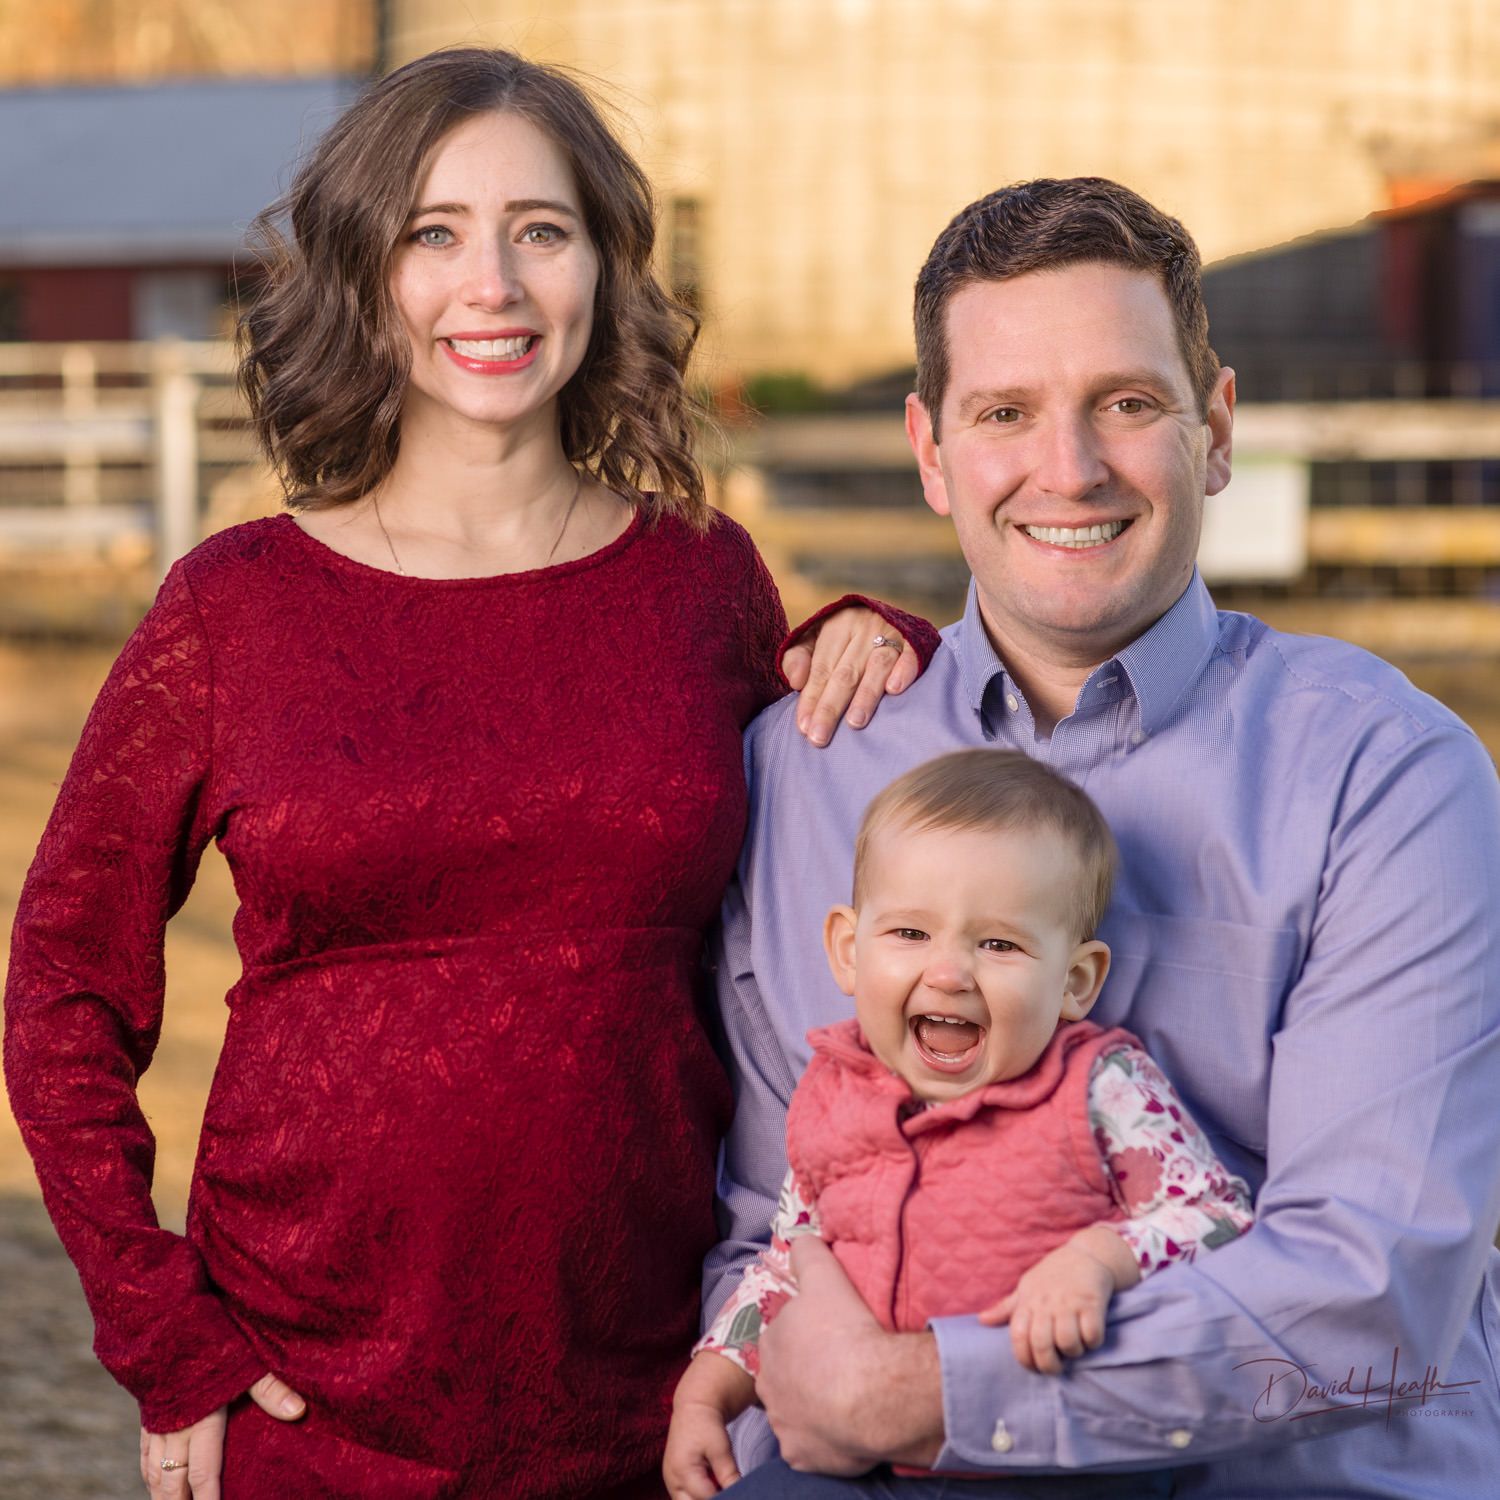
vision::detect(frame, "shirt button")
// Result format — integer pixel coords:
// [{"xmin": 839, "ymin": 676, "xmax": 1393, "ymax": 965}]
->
[
  {"xmin": 1168, "ymin": 1428, "xmax": 1192, "ymax": 1449},
  {"xmin": 990, "ymin": 1419, "xmax": 1014, "ymax": 1453},
  {"xmin": 1005, "ymin": 693, "xmax": 1020, "ymax": 714},
  {"xmin": 1130, "ymin": 729, "xmax": 1147, "ymax": 746}
]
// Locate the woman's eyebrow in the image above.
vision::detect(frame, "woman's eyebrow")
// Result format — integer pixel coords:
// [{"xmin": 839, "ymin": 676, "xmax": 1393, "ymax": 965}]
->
[
  {"xmin": 504, "ymin": 198, "xmax": 580, "ymax": 218},
  {"xmin": 407, "ymin": 199, "xmax": 581, "ymax": 219}
]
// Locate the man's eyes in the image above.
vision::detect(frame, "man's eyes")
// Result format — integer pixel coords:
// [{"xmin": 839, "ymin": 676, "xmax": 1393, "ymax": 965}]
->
[{"xmin": 981, "ymin": 398, "xmax": 1156, "ymax": 422}]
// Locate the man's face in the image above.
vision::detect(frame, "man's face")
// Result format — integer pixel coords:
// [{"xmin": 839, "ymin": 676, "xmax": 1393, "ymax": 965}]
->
[{"xmin": 906, "ymin": 262, "xmax": 1234, "ymax": 667}]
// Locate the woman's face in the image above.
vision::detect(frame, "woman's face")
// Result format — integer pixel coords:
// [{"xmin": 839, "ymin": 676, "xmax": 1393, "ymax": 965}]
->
[{"xmin": 389, "ymin": 110, "xmax": 600, "ymax": 443}]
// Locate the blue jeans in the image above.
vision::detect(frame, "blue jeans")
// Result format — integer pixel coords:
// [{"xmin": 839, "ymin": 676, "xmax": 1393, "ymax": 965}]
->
[{"xmin": 723, "ymin": 1458, "xmax": 1174, "ymax": 1498}]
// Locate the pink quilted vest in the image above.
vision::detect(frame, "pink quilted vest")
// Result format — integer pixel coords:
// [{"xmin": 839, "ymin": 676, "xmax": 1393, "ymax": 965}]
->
[{"xmin": 786, "ymin": 1018, "xmax": 1135, "ymax": 1333}]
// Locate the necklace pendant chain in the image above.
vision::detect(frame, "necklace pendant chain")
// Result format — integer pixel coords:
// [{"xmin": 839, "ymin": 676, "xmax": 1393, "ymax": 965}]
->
[
  {"xmin": 371, "ymin": 491, "xmax": 406, "ymax": 575},
  {"xmin": 370, "ymin": 468, "xmax": 583, "ymax": 577}
]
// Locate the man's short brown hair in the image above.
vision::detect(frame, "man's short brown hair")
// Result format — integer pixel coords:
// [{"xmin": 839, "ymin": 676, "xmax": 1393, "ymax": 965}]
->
[
  {"xmin": 852, "ymin": 749, "xmax": 1116, "ymax": 941},
  {"xmin": 914, "ymin": 177, "xmax": 1220, "ymax": 437}
]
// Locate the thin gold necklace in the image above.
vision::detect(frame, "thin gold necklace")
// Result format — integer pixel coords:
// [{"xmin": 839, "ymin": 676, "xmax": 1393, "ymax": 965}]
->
[{"xmin": 370, "ymin": 468, "xmax": 584, "ymax": 576}]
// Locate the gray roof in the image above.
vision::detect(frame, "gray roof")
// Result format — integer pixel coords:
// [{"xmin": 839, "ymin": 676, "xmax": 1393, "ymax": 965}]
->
[{"xmin": 0, "ymin": 75, "xmax": 362, "ymax": 265}]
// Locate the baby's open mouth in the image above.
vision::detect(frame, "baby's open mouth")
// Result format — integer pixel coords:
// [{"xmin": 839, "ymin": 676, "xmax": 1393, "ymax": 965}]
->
[{"xmin": 910, "ymin": 1014, "xmax": 986, "ymax": 1073}]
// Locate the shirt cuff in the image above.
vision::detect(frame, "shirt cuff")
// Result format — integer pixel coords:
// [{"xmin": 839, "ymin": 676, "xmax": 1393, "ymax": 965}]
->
[{"xmin": 930, "ymin": 1314, "xmax": 1056, "ymax": 1471}]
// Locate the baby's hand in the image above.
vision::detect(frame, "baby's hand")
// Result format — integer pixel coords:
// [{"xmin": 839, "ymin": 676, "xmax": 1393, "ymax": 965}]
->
[
  {"xmin": 978, "ymin": 1226, "xmax": 1139, "ymax": 1375},
  {"xmin": 663, "ymin": 1399, "xmax": 742, "ymax": 1500}
]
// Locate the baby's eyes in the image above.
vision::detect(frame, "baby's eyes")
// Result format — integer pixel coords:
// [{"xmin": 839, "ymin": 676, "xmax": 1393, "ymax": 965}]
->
[
  {"xmin": 979, "ymin": 938, "xmax": 1018, "ymax": 952},
  {"xmin": 893, "ymin": 928, "xmax": 928, "ymax": 942}
]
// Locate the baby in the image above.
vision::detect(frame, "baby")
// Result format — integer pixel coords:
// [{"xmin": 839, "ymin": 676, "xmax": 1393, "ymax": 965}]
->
[{"xmin": 665, "ymin": 749, "xmax": 1253, "ymax": 1499}]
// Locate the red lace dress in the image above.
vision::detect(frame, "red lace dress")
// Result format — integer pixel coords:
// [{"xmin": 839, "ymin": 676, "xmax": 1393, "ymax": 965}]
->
[{"xmin": 3, "ymin": 508, "xmax": 932, "ymax": 1499}]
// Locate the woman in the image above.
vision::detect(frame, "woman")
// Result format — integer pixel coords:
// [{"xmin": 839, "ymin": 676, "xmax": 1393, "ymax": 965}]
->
[{"xmin": 2, "ymin": 48, "xmax": 935, "ymax": 1500}]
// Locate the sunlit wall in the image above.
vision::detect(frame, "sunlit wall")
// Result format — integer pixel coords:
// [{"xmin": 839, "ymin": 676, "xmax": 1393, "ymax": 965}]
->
[{"xmin": 392, "ymin": 0, "xmax": 1500, "ymax": 387}]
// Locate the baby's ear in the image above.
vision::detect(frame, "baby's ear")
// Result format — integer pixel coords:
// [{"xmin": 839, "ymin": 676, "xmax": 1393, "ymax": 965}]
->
[
  {"xmin": 1060, "ymin": 940, "xmax": 1111, "ymax": 1021},
  {"xmin": 822, "ymin": 905, "xmax": 859, "ymax": 997}
]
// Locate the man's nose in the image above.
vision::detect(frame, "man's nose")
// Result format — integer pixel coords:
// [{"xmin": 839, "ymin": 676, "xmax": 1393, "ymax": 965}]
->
[{"xmin": 1032, "ymin": 415, "xmax": 1110, "ymax": 502}]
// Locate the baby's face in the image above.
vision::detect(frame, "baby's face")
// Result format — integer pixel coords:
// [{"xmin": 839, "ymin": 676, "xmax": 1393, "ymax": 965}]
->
[{"xmin": 826, "ymin": 820, "xmax": 1107, "ymax": 1103}]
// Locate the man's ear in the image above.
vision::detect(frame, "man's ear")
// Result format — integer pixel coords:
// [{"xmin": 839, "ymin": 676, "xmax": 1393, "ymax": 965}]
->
[
  {"xmin": 1059, "ymin": 940, "xmax": 1111, "ymax": 1022},
  {"xmin": 905, "ymin": 392, "xmax": 952, "ymax": 518},
  {"xmin": 822, "ymin": 905, "xmax": 859, "ymax": 998},
  {"xmin": 1204, "ymin": 366, "xmax": 1235, "ymax": 498}
]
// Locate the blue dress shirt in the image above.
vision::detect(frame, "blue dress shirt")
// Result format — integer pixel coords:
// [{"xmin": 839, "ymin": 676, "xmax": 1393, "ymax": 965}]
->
[{"xmin": 707, "ymin": 572, "xmax": 1500, "ymax": 1498}]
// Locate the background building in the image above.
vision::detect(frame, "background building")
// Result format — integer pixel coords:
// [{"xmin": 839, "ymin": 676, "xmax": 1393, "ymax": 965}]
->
[
  {"xmin": 0, "ymin": 77, "xmax": 358, "ymax": 341},
  {"xmin": 391, "ymin": 0, "xmax": 1500, "ymax": 392},
  {"xmin": 0, "ymin": 1, "xmax": 375, "ymax": 342}
]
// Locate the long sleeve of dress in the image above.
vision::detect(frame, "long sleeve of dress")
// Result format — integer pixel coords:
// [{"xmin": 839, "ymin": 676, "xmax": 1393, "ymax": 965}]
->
[
  {"xmin": 779, "ymin": 593, "xmax": 941, "ymax": 684},
  {"xmin": 2, "ymin": 563, "xmax": 265, "ymax": 1433}
]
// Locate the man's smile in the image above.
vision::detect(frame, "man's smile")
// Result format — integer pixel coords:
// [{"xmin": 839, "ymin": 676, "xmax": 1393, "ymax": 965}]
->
[{"xmin": 1020, "ymin": 519, "xmax": 1131, "ymax": 550}]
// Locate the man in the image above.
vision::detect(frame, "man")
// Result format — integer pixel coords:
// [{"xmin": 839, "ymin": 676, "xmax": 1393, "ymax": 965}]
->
[{"xmin": 705, "ymin": 178, "xmax": 1500, "ymax": 1497}]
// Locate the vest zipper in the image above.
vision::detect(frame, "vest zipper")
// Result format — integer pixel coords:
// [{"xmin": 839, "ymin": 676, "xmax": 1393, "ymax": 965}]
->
[{"xmin": 894, "ymin": 1134, "xmax": 925, "ymax": 1329}]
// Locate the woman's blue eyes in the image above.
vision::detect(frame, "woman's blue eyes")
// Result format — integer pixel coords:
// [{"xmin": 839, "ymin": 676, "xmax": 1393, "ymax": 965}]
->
[{"xmin": 408, "ymin": 223, "xmax": 568, "ymax": 248}]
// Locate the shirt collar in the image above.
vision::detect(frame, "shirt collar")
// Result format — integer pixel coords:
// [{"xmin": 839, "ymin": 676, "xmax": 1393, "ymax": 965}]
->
[
  {"xmin": 949, "ymin": 570, "xmax": 1221, "ymax": 735},
  {"xmin": 1112, "ymin": 570, "xmax": 1222, "ymax": 735}
]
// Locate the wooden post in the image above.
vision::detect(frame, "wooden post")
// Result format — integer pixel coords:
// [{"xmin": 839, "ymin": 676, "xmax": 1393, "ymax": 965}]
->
[
  {"xmin": 60, "ymin": 344, "xmax": 100, "ymax": 507},
  {"xmin": 153, "ymin": 342, "xmax": 201, "ymax": 576}
]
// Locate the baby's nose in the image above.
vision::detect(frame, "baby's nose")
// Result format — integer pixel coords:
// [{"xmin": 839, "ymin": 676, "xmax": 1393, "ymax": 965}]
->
[{"xmin": 921, "ymin": 955, "xmax": 974, "ymax": 992}]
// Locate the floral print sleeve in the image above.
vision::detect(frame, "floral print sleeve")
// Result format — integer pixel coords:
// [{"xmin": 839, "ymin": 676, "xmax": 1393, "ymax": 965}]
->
[
  {"xmin": 1090, "ymin": 1044, "xmax": 1255, "ymax": 1276},
  {"xmin": 694, "ymin": 1168, "xmax": 822, "ymax": 1377}
]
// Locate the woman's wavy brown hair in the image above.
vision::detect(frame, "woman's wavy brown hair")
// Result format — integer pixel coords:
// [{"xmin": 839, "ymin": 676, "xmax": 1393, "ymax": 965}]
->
[{"xmin": 239, "ymin": 47, "xmax": 710, "ymax": 526}]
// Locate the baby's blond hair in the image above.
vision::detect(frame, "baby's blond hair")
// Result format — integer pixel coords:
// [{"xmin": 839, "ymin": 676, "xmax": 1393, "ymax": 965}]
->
[{"xmin": 852, "ymin": 750, "xmax": 1116, "ymax": 940}]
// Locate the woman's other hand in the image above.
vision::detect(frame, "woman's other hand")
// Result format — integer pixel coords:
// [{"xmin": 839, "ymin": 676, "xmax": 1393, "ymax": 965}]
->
[
  {"xmin": 782, "ymin": 607, "xmax": 919, "ymax": 747},
  {"xmin": 141, "ymin": 1373, "xmax": 305, "ymax": 1497}
]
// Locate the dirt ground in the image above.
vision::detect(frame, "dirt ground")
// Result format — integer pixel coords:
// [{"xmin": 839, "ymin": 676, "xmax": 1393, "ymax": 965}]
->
[{"xmin": 1, "ymin": 638, "xmax": 1498, "ymax": 1497}]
